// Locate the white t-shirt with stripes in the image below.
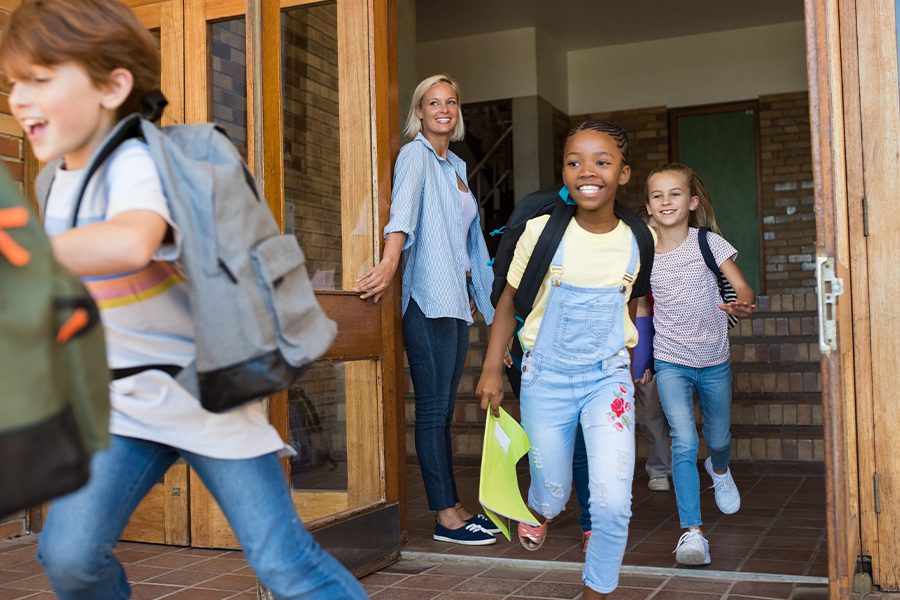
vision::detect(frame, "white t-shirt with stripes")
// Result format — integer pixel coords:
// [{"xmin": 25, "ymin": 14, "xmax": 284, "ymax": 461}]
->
[{"xmin": 650, "ymin": 227, "xmax": 737, "ymax": 368}]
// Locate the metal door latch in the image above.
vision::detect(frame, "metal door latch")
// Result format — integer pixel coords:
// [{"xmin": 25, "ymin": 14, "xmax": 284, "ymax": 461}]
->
[{"xmin": 816, "ymin": 256, "xmax": 844, "ymax": 354}]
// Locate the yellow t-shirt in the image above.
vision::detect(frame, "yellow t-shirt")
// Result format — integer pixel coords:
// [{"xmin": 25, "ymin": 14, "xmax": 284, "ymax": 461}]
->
[{"xmin": 507, "ymin": 216, "xmax": 648, "ymax": 350}]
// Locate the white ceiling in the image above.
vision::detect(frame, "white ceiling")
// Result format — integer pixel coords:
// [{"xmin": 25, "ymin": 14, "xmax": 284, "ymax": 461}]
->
[{"xmin": 416, "ymin": 0, "xmax": 805, "ymax": 50}]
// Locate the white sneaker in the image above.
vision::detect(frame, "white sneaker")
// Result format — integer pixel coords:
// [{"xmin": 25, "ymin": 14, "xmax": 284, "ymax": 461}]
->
[
  {"xmin": 648, "ymin": 476, "xmax": 670, "ymax": 492},
  {"xmin": 705, "ymin": 456, "xmax": 741, "ymax": 514},
  {"xmin": 674, "ymin": 529, "xmax": 711, "ymax": 565}
]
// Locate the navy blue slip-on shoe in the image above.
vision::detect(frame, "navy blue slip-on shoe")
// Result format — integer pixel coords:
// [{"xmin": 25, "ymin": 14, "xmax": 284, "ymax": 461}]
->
[
  {"xmin": 467, "ymin": 513, "xmax": 501, "ymax": 534},
  {"xmin": 433, "ymin": 522, "xmax": 497, "ymax": 545}
]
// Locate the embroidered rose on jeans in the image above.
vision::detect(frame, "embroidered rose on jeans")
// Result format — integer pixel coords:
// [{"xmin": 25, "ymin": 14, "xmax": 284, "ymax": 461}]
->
[{"xmin": 607, "ymin": 387, "xmax": 632, "ymax": 431}]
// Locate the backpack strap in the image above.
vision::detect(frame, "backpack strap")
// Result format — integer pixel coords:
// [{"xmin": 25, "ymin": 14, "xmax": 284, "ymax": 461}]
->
[
  {"xmin": 614, "ymin": 204, "xmax": 654, "ymax": 300},
  {"xmin": 697, "ymin": 226, "xmax": 721, "ymax": 276},
  {"xmin": 68, "ymin": 114, "xmax": 143, "ymax": 228},
  {"xmin": 698, "ymin": 226, "xmax": 739, "ymax": 328},
  {"xmin": 512, "ymin": 199, "xmax": 575, "ymax": 318}
]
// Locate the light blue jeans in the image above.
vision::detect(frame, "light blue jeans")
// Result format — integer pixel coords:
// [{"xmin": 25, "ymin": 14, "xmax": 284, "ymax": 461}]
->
[
  {"xmin": 38, "ymin": 435, "xmax": 368, "ymax": 600},
  {"xmin": 654, "ymin": 359, "xmax": 733, "ymax": 529}
]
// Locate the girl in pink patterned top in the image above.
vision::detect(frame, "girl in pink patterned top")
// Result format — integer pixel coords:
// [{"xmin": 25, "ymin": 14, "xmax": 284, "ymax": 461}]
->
[{"xmin": 645, "ymin": 163, "xmax": 756, "ymax": 567}]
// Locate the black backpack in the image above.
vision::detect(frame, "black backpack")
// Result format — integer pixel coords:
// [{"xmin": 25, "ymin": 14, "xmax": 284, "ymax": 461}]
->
[
  {"xmin": 490, "ymin": 185, "xmax": 655, "ymax": 396},
  {"xmin": 698, "ymin": 226, "xmax": 738, "ymax": 329}
]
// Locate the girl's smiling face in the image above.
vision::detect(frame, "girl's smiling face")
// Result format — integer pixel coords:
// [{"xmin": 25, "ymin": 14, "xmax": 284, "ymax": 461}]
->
[
  {"xmin": 562, "ymin": 129, "xmax": 631, "ymax": 215},
  {"xmin": 645, "ymin": 170, "xmax": 699, "ymax": 228},
  {"xmin": 8, "ymin": 61, "xmax": 127, "ymax": 170}
]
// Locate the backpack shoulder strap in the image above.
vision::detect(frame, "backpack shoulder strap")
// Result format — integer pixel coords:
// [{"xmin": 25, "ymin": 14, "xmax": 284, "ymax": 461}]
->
[
  {"xmin": 68, "ymin": 114, "xmax": 143, "ymax": 228},
  {"xmin": 697, "ymin": 226, "xmax": 722, "ymax": 276},
  {"xmin": 35, "ymin": 159, "xmax": 63, "ymax": 218},
  {"xmin": 614, "ymin": 203, "xmax": 654, "ymax": 300},
  {"xmin": 512, "ymin": 200, "xmax": 575, "ymax": 318}
]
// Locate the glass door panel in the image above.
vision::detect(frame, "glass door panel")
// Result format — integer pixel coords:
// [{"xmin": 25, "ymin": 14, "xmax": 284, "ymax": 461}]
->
[
  {"xmin": 185, "ymin": 0, "xmax": 394, "ymax": 551},
  {"xmin": 282, "ymin": 2, "xmax": 343, "ymax": 290},
  {"xmin": 209, "ymin": 18, "xmax": 249, "ymax": 159}
]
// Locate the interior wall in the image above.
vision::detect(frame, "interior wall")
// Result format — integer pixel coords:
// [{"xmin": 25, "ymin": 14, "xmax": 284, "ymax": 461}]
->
[
  {"xmin": 415, "ymin": 21, "xmax": 806, "ymax": 116},
  {"xmin": 568, "ymin": 21, "xmax": 808, "ymax": 114},
  {"xmin": 415, "ymin": 27, "xmax": 538, "ymax": 106}
]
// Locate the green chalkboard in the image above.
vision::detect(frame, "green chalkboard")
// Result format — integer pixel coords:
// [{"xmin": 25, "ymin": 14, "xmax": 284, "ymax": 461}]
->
[{"xmin": 676, "ymin": 109, "xmax": 762, "ymax": 293}]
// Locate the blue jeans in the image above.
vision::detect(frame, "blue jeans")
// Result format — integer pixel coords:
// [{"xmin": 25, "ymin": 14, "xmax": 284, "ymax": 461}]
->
[
  {"xmin": 402, "ymin": 298, "xmax": 469, "ymax": 511},
  {"xmin": 655, "ymin": 359, "xmax": 733, "ymax": 529},
  {"xmin": 38, "ymin": 435, "xmax": 367, "ymax": 600},
  {"xmin": 521, "ymin": 351, "xmax": 635, "ymax": 593},
  {"xmin": 573, "ymin": 424, "xmax": 591, "ymax": 532}
]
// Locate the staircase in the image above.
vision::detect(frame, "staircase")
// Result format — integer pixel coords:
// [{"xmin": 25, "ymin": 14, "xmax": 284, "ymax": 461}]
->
[{"xmin": 404, "ymin": 293, "xmax": 823, "ymax": 474}]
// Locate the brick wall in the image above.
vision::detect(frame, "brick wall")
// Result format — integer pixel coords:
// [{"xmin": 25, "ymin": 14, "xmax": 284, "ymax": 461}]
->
[{"xmin": 758, "ymin": 92, "xmax": 816, "ymax": 294}]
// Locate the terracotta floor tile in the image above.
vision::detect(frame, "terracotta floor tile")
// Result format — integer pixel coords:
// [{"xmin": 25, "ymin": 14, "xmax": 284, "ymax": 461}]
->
[
  {"xmin": 145, "ymin": 568, "xmax": 218, "ymax": 587},
  {"xmin": 729, "ymin": 580, "xmax": 795, "ymax": 598},
  {"xmin": 399, "ymin": 573, "xmax": 469, "ymax": 590},
  {"xmin": 451, "ymin": 577, "xmax": 527, "ymax": 595},
  {"xmin": 606, "ymin": 588, "xmax": 657, "ymax": 600},
  {"xmin": 370, "ymin": 587, "xmax": 442, "ymax": 599},
  {"xmin": 193, "ymin": 573, "xmax": 256, "ymax": 593},
  {"xmin": 360, "ymin": 572, "xmax": 411, "ymax": 586},
  {"xmin": 163, "ymin": 588, "xmax": 233, "ymax": 599},
  {"xmin": 130, "ymin": 582, "xmax": 181, "ymax": 600},
  {"xmin": 0, "ymin": 588, "xmax": 39, "ymax": 600},
  {"xmin": 507, "ymin": 580, "xmax": 583, "ymax": 599},
  {"xmin": 662, "ymin": 576, "xmax": 732, "ymax": 593}
]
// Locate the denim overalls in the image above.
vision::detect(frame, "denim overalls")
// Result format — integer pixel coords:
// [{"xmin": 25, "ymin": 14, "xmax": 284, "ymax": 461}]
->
[{"xmin": 519, "ymin": 235, "xmax": 639, "ymax": 594}]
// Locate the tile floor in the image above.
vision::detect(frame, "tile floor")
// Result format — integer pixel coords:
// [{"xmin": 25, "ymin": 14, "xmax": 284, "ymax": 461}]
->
[
  {"xmin": 404, "ymin": 465, "xmax": 829, "ymax": 576},
  {"xmin": 0, "ymin": 462, "xmax": 895, "ymax": 599}
]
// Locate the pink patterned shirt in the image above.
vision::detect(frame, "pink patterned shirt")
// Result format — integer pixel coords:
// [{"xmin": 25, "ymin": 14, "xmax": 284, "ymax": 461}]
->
[{"xmin": 650, "ymin": 227, "xmax": 737, "ymax": 368}]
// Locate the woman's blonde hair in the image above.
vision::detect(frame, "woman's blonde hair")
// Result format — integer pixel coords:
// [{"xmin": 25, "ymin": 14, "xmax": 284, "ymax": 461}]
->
[
  {"xmin": 645, "ymin": 162, "xmax": 721, "ymax": 234},
  {"xmin": 403, "ymin": 74, "xmax": 465, "ymax": 141}
]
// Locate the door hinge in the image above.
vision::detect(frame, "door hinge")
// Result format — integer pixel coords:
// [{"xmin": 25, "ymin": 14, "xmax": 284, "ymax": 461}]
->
[
  {"xmin": 874, "ymin": 473, "xmax": 881, "ymax": 514},
  {"xmin": 862, "ymin": 196, "xmax": 869, "ymax": 236},
  {"xmin": 816, "ymin": 256, "xmax": 844, "ymax": 354}
]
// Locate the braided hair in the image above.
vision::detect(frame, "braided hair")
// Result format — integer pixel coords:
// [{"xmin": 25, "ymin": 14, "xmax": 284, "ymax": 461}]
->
[{"xmin": 566, "ymin": 120, "xmax": 630, "ymax": 165}]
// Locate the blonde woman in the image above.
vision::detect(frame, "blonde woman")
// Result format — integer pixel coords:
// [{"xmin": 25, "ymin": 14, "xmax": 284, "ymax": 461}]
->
[{"xmin": 355, "ymin": 74, "xmax": 496, "ymax": 545}]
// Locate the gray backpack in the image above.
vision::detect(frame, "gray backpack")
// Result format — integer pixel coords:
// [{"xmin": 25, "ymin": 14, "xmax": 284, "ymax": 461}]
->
[{"xmin": 37, "ymin": 112, "xmax": 336, "ymax": 413}]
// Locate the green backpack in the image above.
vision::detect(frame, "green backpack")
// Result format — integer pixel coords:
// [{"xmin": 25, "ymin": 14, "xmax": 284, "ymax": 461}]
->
[{"xmin": 0, "ymin": 169, "xmax": 110, "ymax": 517}]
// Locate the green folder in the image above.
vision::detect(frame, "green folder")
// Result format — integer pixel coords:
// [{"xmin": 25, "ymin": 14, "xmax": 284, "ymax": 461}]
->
[{"xmin": 478, "ymin": 407, "xmax": 540, "ymax": 541}]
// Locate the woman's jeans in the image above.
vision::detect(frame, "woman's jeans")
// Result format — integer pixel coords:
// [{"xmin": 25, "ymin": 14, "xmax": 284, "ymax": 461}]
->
[
  {"xmin": 402, "ymin": 298, "xmax": 469, "ymax": 511},
  {"xmin": 655, "ymin": 359, "xmax": 733, "ymax": 529},
  {"xmin": 38, "ymin": 435, "xmax": 367, "ymax": 600}
]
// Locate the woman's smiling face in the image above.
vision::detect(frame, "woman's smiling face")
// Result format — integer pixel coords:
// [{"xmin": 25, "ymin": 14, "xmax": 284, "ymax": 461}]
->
[{"xmin": 415, "ymin": 82, "xmax": 459, "ymax": 139}]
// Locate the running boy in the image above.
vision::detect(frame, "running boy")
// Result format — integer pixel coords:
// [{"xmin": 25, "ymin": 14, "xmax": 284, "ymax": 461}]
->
[
  {"xmin": 645, "ymin": 162, "xmax": 756, "ymax": 566},
  {"xmin": 477, "ymin": 120, "xmax": 646, "ymax": 599},
  {"xmin": 2, "ymin": 1, "xmax": 366, "ymax": 598}
]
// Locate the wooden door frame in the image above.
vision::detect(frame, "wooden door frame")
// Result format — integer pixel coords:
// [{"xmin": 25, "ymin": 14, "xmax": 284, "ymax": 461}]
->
[
  {"xmin": 805, "ymin": 0, "xmax": 860, "ymax": 597},
  {"xmin": 183, "ymin": 0, "xmax": 404, "ymax": 562}
]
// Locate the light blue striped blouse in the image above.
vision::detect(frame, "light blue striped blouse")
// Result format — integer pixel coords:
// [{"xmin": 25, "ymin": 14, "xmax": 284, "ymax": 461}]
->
[{"xmin": 384, "ymin": 133, "xmax": 495, "ymax": 325}]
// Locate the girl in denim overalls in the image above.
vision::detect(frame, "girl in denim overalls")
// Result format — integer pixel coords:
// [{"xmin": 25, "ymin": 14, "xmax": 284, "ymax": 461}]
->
[{"xmin": 477, "ymin": 120, "xmax": 646, "ymax": 599}]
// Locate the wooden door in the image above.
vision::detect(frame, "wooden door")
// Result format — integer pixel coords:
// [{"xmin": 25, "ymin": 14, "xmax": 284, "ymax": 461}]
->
[
  {"xmin": 118, "ymin": 0, "xmax": 190, "ymax": 546},
  {"xmin": 838, "ymin": 0, "xmax": 900, "ymax": 591},
  {"xmin": 179, "ymin": 0, "xmax": 404, "ymax": 572},
  {"xmin": 670, "ymin": 102, "xmax": 764, "ymax": 293}
]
